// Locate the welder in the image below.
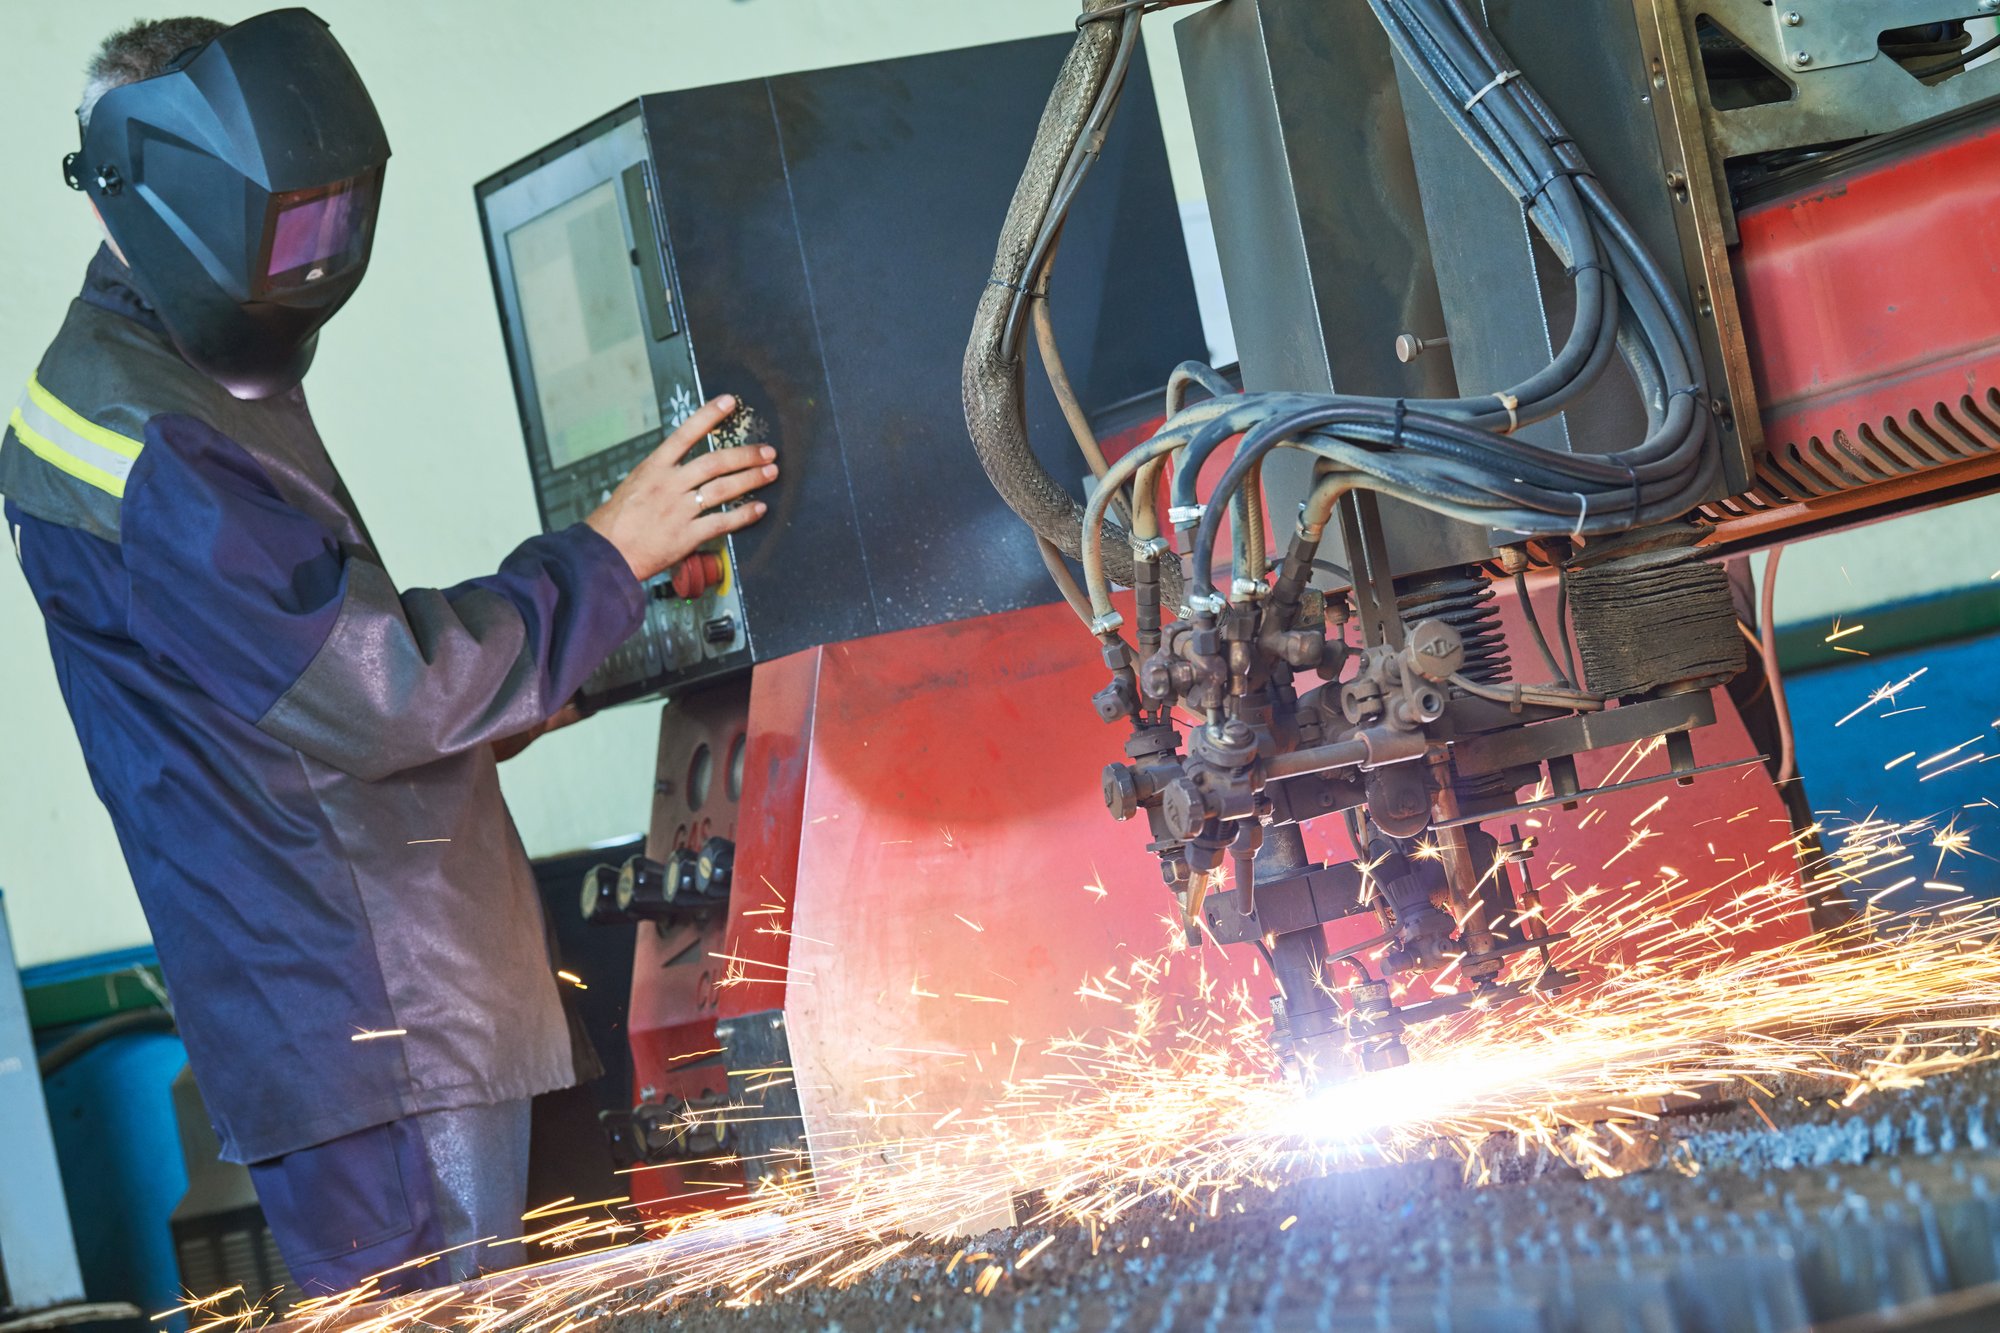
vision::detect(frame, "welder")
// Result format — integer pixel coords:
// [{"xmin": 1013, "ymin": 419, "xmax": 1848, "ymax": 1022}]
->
[{"xmin": 0, "ymin": 11, "xmax": 777, "ymax": 1295}]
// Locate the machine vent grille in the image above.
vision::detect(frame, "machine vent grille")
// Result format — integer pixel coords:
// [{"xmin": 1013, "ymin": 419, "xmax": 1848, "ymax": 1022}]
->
[{"xmin": 1704, "ymin": 388, "xmax": 2000, "ymax": 517}]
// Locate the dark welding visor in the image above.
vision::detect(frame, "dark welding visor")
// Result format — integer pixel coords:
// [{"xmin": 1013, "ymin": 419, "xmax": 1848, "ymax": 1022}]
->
[{"xmin": 257, "ymin": 170, "xmax": 383, "ymax": 294}]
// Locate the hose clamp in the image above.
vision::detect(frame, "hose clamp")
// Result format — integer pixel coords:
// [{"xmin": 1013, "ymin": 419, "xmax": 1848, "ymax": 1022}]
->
[
  {"xmin": 1090, "ymin": 611, "xmax": 1127, "ymax": 636},
  {"xmin": 1168, "ymin": 504, "xmax": 1206, "ymax": 526}
]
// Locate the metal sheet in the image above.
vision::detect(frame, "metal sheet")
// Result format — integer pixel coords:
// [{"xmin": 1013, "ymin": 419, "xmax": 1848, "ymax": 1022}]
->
[
  {"xmin": 1676, "ymin": 0, "xmax": 2000, "ymax": 159},
  {"xmin": 1177, "ymin": 0, "xmax": 1490, "ymax": 575},
  {"xmin": 641, "ymin": 34, "xmax": 1205, "ymax": 663},
  {"xmin": 0, "ymin": 892, "xmax": 86, "ymax": 1311}
]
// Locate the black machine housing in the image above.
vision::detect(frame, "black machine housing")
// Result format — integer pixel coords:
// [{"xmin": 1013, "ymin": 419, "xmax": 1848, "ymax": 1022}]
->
[{"xmin": 476, "ymin": 35, "xmax": 1206, "ymax": 706}]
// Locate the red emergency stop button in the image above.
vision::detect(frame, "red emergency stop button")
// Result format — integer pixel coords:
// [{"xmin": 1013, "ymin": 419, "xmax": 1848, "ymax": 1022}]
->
[{"xmin": 669, "ymin": 552, "xmax": 723, "ymax": 600}]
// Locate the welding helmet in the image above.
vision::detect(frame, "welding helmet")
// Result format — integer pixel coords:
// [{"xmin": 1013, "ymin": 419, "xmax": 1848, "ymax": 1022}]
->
[{"xmin": 63, "ymin": 8, "xmax": 390, "ymax": 399}]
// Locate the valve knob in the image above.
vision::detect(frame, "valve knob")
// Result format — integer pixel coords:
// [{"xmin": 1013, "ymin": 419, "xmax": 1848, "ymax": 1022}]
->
[
  {"xmin": 616, "ymin": 851, "xmax": 698, "ymax": 920},
  {"xmin": 1162, "ymin": 778, "xmax": 1209, "ymax": 841},
  {"xmin": 1405, "ymin": 617, "xmax": 1465, "ymax": 683},
  {"xmin": 1103, "ymin": 764, "xmax": 1141, "ymax": 822},
  {"xmin": 580, "ymin": 863, "xmax": 632, "ymax": 925},
  {"xmin": 694, "ymin": 836, "xmax": 734, "ymax": 898}
]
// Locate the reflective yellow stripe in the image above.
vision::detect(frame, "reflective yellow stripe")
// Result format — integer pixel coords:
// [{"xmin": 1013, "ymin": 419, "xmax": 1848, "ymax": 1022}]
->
[
  {"xmin": 24, "ymin": 373, "xmax": 141, "ymax": 459},
  {"xmin": 4, "ymin": 373, "xmax": 144, "ymax": 499},
  {"xmin": 6, "ymin": 408, "xmax": 131, "ymax": 498}
]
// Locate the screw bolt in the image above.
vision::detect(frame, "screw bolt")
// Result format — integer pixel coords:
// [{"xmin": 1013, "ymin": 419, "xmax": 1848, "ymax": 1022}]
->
[
  {"xmin": 1783, "ymin": 10, "xmax": 1802, "ymax": 25},
  {"xmin": 1395, "ymin": 332, "xmax": 1450, "ymax": 364},
  {"xmin": 1792, "ymin": 50, "xmax": 1812, "ymax": 67}
]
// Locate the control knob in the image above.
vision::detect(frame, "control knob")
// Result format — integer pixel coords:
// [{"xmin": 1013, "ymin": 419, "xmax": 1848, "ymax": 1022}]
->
[
  {"xmin": 579, "ymin": 863, "xmax": 631, "ymax": 925},
  {"xmin": 694, "ymin": 836, "xmax": 734, "ymax": 898}
]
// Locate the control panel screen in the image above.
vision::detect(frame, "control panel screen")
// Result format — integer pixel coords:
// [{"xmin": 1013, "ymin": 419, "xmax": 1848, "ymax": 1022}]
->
[{"xmin": 506, "ymin": 181, "xmax": 660, "ymax": 470}]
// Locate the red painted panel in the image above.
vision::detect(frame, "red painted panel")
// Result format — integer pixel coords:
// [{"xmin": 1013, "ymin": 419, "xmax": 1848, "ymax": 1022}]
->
[
  {"xmin": 715, "ymin": 650, "xmax": 820, "ymax": 1022},
  {"xmin": 625, "ymin": 683, "xmax": 752, "ymax": 1216},
  {"xmin": 726, "ymin": 594, "xmax": 1805, "ymax": 1200},
  {"xmin": 1736, "ymin": 114, "xmax": 2000, "ymax": 453}
]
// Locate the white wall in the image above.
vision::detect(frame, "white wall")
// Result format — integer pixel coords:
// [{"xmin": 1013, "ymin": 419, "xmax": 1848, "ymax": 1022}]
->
[{"xmin": 0, "ymin": 2, "xmax": 1989, "ymax": 966}]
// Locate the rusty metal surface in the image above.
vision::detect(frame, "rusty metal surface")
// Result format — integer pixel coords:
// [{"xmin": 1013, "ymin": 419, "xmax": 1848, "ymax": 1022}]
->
[
  {"xmin": 267, "ymin": 1057, "xmax": 2000, "ymax": 1331},
  {"xmin": 650, "ymin": 1060, "xmax": 2000, "ymax": 1330}
]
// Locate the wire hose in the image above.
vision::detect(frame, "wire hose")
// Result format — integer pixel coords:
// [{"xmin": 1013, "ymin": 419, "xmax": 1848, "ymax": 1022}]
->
[
  {"xmin": 1157, "ymin": 0, "xmax": 1720, "ymax": 606},
  {"xmin": 38, "ymin": 1007, "xmax": 177, "ymax": 1077},
  {"xmin": 973, "ymin": 0, "xmax": 1717, "ymax": 635},
  {"xmin": 1758, "ymin": 546, "xmax": 1797, "ymax": 786},
  {"xmin": 961, "ymin": 2, "xmax": 1175, "ymax": 602}
]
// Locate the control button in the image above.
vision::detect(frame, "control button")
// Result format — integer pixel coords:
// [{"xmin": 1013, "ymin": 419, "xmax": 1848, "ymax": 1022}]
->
[
  {"xmin": 703, "ymin": 615, "xmax": 737, "ymax": 646},
  {"xmin": 670, "ymin": 552, "xmax": 723, "ymax": 600}
]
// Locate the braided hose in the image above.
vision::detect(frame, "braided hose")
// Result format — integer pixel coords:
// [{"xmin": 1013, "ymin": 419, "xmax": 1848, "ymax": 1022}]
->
[{"xmin": 962, "ymin": 0, "xmax": 1169, "ymax": 603}]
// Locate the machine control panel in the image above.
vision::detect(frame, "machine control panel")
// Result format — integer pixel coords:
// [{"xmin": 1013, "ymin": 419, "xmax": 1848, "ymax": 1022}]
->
[{"xmin": 477, "ymin": 109, "xmax": 749, "ymax": 706}]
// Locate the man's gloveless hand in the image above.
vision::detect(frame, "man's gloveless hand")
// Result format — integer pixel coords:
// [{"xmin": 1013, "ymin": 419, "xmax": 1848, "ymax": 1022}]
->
[{"xmin": 586, "ymin": 393, "xmax": 777, "ymax": 582}]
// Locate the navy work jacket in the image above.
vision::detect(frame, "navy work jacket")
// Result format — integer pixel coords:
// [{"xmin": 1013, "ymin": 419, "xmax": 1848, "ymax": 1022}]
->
[{"xmin": 0, "ymin": 249, "xmax": 644, "ymax": 1162}]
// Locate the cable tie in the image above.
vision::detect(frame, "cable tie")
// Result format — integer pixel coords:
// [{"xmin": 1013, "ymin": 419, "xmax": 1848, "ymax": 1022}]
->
[
  {"xmin": 1392, "ymin": 398, "xmax": 1409, "ymax": 451},
  {"xmin": 986, "ymin": 276, "xmax": 1036, "ymax": 297},
  {"xmin": 1563, "ymin": 261, "xmax": 1607, "ymax": 280},
  {"xmin": 1463, "ymin": 68, "xmax": 1521, "ymax": 111},
  {"xmin": 1669, "ymin": 384, "xmax": 1704, "ymax": 403},
  {"xmin": 1571, "ymin": 491, "xmax": 1590, "ymax": 541},
  {"xmin": 1494, "ymin": 392, "xmax": 1520, "ymax": 435},
  {"xmin": 1521, "ymin": 165, "xmax": 1595, "ymax": 211},
  {"xmin": 1623, "ymin": 461, "xmax": 1643, "ymax": 528}
]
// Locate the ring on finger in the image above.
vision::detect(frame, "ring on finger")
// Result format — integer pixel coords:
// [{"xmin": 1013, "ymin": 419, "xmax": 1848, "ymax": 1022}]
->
[{"xmin": 693, "ymin": 488, "xmax": 706, "ymax": 508}]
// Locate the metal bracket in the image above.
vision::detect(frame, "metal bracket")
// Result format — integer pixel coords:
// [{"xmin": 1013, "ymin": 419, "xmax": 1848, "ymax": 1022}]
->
[
  {"xmin": 1761, "ymin": 1, "xmax": 1994, "ymax": 72},
  {"xmin": 1646, "ymin": 0, "xmax": 2000, "ymax": 161},
  {"xmin": 1437, "ymin": 755, "xmax": 1763, "ymax": 828},
  {"xmin": 1201, "ymin": 861, "xmax": 1369, "ymax": 945},
  {"xmin": 1449, "ymin": 689, "xmax": 1716, "ymax": 780}
]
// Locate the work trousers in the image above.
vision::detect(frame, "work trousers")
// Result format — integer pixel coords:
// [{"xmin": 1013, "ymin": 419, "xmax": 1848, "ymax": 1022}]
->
[{"xmin": 248, "ymin": 1099, "xmax": 533, "ymax": 1297}]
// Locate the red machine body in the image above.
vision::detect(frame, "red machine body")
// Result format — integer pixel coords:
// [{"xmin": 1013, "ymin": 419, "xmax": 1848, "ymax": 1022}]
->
[
  {"xmin": 620, "ymin": 593, "xmax": 1806, "ymax": 1218},
  {"xmin": 1713, "ymin": 108, "xmax": 2000, "ymax": 541},
  {"xmin": 623, "ymin": 680, "xmax": 751, "ymax": 1216}
]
